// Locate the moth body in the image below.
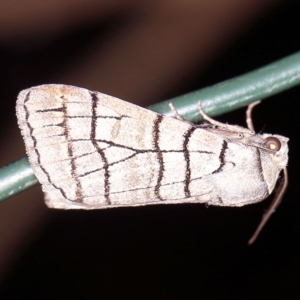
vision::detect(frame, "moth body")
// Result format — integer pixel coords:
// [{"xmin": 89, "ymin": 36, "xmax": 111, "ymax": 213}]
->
[{"xmin": 16, "ymin": 84, "xmax": 289, "ymax": 210}]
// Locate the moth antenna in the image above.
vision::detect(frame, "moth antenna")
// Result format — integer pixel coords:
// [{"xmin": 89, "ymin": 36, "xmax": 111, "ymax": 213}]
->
[
  {"xmin": 169, "ymin": 102, "xmax": 184, "ymax": 121},
  {"xmin": 248, "ymin": 167, "xmax": 288, "ymax": 245},
  {"xmin": 246, "ymin": 100, "xmax": 261, "ymax": 131}
]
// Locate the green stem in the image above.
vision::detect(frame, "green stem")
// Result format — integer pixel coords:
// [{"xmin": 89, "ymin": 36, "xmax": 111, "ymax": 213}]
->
[
  {"xmin": 0, "ymin": 157, "xmax": 38, "ymax": 201},
  {"xmin": 149, "ymin": 51, "xmax": 300, "ymax": 122},
  {"xmin": 1, "ymin": 51, "xmax": 300, "ymax": 202}
]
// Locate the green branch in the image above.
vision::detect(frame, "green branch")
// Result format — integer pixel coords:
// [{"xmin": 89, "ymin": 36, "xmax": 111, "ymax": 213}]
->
[{"xmin": 1, "ymin": 51, "xmax": 300, "ymax": 202}]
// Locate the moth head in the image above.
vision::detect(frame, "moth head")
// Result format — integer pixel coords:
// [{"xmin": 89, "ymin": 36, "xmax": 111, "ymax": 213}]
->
[{"xmin": 261, "ymin": 134, "xmax": 289, "ymax": 170}]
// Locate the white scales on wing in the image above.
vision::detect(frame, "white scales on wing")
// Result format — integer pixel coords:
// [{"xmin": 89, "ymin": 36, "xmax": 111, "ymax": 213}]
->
[{"xmin": 16, "ymin": 85, "xmax": 289, "ymax": 242}]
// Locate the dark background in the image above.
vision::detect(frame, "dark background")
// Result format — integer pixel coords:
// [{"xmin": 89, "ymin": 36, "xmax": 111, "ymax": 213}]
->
[{"xmin": 0, "ymin": 1, "xmax": 299, "ymax": 298}]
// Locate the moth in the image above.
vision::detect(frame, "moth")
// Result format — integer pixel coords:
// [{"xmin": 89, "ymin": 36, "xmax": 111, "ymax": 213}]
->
[{"xmin": 16, "ymin": 84, "xmax": 289, "ymax": 243}]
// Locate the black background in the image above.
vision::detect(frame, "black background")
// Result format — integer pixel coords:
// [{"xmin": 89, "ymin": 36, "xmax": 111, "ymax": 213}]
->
[{"xmin": 0, "ymin": 1, "xmax": 299, "ymax": 299}]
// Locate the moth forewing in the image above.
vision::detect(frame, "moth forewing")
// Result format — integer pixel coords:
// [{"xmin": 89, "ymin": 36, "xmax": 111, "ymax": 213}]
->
[{"xmin": 16, "ymin": 85, "xmax": 289, "ymax": 241}]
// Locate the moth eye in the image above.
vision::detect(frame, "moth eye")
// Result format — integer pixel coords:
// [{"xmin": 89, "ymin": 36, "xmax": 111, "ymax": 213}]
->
[
  {"xmin": 238, "ymin": 133, "xmax": 244, "ymax": 138},
  {"xmin": 265, "ymin": 137, "xmax": 281, "ymax": 151}
]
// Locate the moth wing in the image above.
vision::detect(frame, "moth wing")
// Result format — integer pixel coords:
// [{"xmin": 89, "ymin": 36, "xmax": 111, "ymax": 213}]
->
[{"xmin": 16, "ymin": 85, "xmax": 211, "ymax": 208}]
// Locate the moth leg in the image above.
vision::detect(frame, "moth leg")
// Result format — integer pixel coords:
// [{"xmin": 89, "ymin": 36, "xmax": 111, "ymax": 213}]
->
[
  {"xmin": 246, "ymin": 100, "xmax": 261, "ymax": 131},
  {"xmin": 169, "ymin": 102, "xmax": 184, "ymax": 121},
  {"xmin": 248, "ymin": 167, "xmax": 288, "ymax": 245},
  {"xmin": 197, "ymin": 101, "xmax": 226, "ymax": 127},
  {"xmin": 198, "ymin": 101, "xmax": 254, "ymax": 135}
]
